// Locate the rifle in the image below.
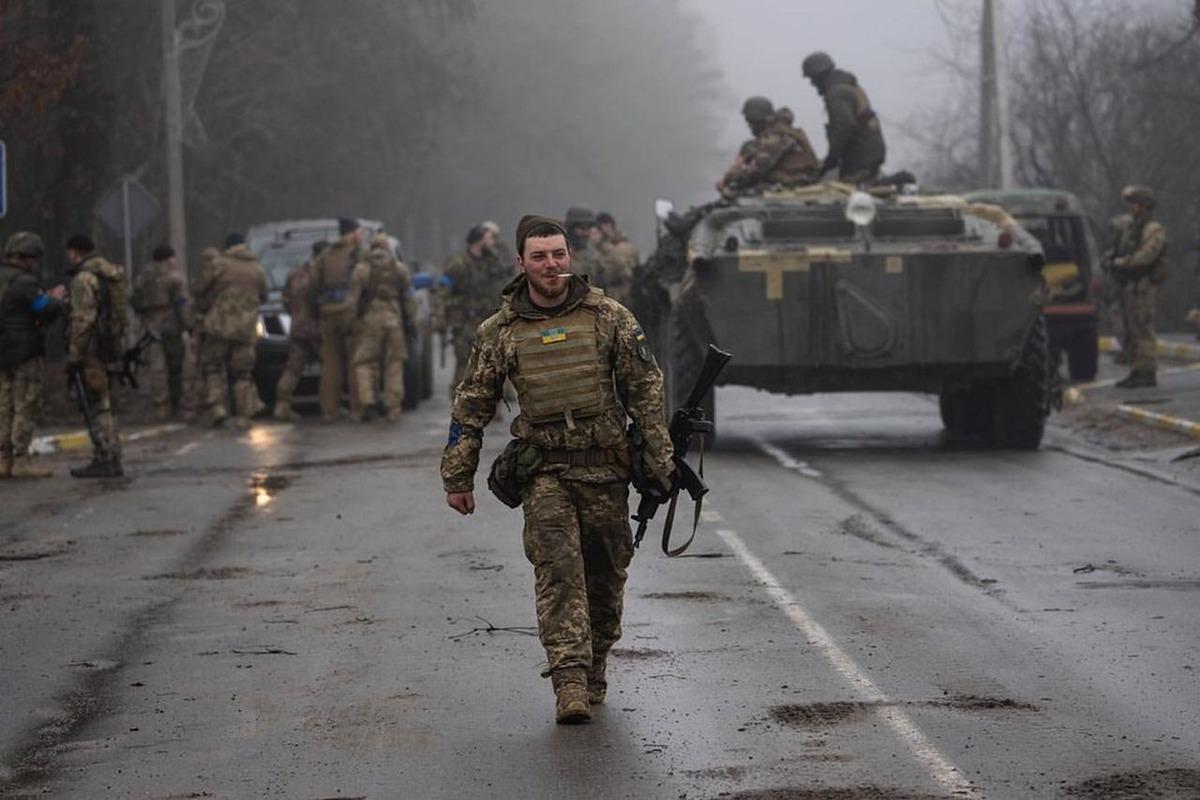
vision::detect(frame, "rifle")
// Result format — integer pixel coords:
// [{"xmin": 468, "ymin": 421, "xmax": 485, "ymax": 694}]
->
[
  {"xmin": 630, "ymin": 344, "xmax": 732, "ymax": 556},
  {"xmin": 112, "ymin": 329, "xmax": 161, "ymax": 389},
  {"xmin": 68, "ymin": 366, "xmax": 102, "ymax": 452}
]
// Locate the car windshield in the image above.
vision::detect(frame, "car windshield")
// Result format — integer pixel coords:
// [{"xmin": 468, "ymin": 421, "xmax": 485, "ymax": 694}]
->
[
  {"xmin": 259, "ymin": 243, "xmax": 313, "ymax": 290},
  {"xmin": 1017, "ymin": 214, "xmax": 1089, "ymax": 265}
]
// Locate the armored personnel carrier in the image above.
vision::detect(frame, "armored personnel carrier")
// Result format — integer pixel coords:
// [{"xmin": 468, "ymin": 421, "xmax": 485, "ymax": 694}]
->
[{"xmin": 636, "ymin": 183, "xmax": 1055, "ymax": 448}]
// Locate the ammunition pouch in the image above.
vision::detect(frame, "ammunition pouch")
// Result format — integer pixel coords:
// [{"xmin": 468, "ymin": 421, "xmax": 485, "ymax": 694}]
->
[{"xmin": 487, "ymin": 439, "xmax": 544, "ymax": 509}]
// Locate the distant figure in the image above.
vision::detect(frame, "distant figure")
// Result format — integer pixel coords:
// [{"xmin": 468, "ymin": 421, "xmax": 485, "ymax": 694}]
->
[
  {"xmin": 273, "ymin": 240, "xmax": 326, "ymax": 420},
  {"xmin": 350, "ymin": 234, "xmax": 417, "ymax": 422},
  {"xmin": 801, "ymin": 52, "xmax": 886, "ymax": 184},
  {"xmin": 436, "ymin": 224, "xmax": 508, "ymax": 395},
  {"xmin": 1110, "ymin": 185, "xmax": 1168, "ymax": 389},
  {"xmin": 481, "ymin": 220, "xmax": 517, "ymax": 274},
  {"xmin": 194, "ymin": 233, "xmax": 269, "ymax": 428},
  {"xmin": 309, "ymin": 218, "xmax": 364, "ymax": 421},
  {"xmin": 594, "ymin": 211, "xmax": 639, "ymax": 306},
  {"xmin": 717, "ymin": 96, "xmax": 820, "ymax": 199},
  {"xmin": 1100, "ymin": 215, "xmax": 1132, "ymax": 364},
  {"xmin": 132, "ymin": 245, "xmax": 190, "ymax": 419}
]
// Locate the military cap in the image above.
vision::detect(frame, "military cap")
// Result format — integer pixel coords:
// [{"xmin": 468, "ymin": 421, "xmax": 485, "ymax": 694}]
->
[
  {"xmin": 564, "ymin": 206, "xmax": 596, "ymax": 228},
  {"xmin": 224, "ymin": 232, "xmax": 245, "ymax": 248},
  {"xmin": 741, "ymin": 96, "xmax": 774, "ymax": 122},
  {"xmin": 337, "ymin": 217, "xmax": 360, "ymax": 236},
  {"xmin": 466, "ymin": 225, "xmax": 487, "ymax": 246},
  {"xmin": 5, "ymin": 231, "xmax": 45, "ymax": 258},
  {"xmin": 1121, "ymin": 185, "xmax": 1156, "ymax": 209},
  {"xmin": 66, "ymin": 233, "xmax": 95, "ymax": 253},
  {"xmin": 802, "ymin": 51, "xmax": 836, "ymax": 79},
  {"xmin": 152, "ymin": 244, "xmax": 175, "ymax": 261}
]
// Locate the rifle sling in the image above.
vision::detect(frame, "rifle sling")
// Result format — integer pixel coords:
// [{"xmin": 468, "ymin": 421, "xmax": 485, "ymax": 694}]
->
[{"xmin": 660, "ymin": 432, "xmax": 706, "ymax": 557}]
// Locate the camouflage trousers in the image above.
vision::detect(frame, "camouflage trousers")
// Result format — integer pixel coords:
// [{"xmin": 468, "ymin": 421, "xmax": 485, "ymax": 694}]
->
[
  {"xmin": 274, "ymin": 336, "xmax": 320, "ymax": 409},
  {"xmin": 146, "ymin": 331, "xmax": 186, "ymax": 416},
  {"xmin": 200, "ymin": 335, "xmax": 262, "ymax": 423},
  {"xmin": 1119, "ymin": 280, "xmax": 1157, "ymax": 374},
  {"xmin": 353, "ymin": 308, "xmax": 406, "ymax": 417},
  {"xmin": 318, "ymin": 306, "xmax": 358, "ymax": 419},
  {"xmin": 522, "ymin": 475, "xmax": 634, "ymax": 676},
  {"xmin": 80, "ymin": 360, "xmax": 120, "ymax": 461},
  {"xmin": 0, "ymin": 358, "xmax": 43, "ymax": 455}
]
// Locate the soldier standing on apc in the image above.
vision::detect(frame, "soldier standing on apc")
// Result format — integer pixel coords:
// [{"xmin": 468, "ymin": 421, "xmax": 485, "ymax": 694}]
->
[
  {"xmin": 65, "ymin": 234, "xmax": 127, "ymax": 478},
  {"xmin": 801, "ymin": 52, "xmax": 886, "ymax": 184},
  {"xmin": 441, "ymin": 215, "xmax": 673, "ymax": 725},
  {"xmin": 1111, "ymin": 185, "xmax": 1168, "ymax": 389},
  {"xmin": 132, "ymin": 245, "xmax": 190, "ymax": 420},
  {"xmin": 0, "ymin": 233, "xmax": 66, "ymax": 479}
]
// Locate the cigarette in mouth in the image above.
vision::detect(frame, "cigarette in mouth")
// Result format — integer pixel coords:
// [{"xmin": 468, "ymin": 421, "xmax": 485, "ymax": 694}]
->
[{"xmin": 554, "ymin": 273, "xmax": 573, "ymax": 278}]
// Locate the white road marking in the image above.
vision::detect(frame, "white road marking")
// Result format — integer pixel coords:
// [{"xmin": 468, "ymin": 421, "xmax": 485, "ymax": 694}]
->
[
  {"xmin": 173, "ymin": 442, "xmax": 200, "ymax": 457},
  {"xmin": 757, "ymin": 440, "xmax": 823, "ymax": 478},
  {"xmin": 716, "ymin": 526, "xmax": 978, "ymax": 797},
  {"xmin": 700, "ymin": 509, "xmax": 724, "ymax": 523}
]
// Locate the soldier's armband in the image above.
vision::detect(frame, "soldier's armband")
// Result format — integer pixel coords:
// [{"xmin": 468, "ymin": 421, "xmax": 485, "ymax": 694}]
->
[{"xmin": 447, "ymin": 420, "xmax": 483, "ymax": 447}]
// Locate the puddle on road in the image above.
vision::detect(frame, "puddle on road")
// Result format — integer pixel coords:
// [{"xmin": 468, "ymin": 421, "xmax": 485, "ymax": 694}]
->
[
  {"xmin": 769, "ymin": 695, "xmax": 1039, "ymax": 728},
  {"xmin": 1064, "ymin": 768, "xmax": 1200, "ymax": 798},
  {"xmin": 249, "ymin": 473, "xmax": 290, "ymax": 509}
]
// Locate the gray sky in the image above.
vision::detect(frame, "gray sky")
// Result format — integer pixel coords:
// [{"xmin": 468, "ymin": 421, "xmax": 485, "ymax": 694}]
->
[{"xmin": 687, "ymin": 0, "xmax": 963, "ymax": 170}]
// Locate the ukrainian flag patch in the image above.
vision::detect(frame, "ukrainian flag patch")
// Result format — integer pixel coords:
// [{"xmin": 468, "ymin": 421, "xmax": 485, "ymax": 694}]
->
[{"xmin": 541, "ymin": 327, "xmax": 567, "ymax": 344}]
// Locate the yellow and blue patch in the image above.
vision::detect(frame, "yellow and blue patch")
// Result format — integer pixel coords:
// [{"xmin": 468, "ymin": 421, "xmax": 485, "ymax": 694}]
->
[{"xmin": 541, "ymin": 326, "xmax": 567, "ymax": 345}]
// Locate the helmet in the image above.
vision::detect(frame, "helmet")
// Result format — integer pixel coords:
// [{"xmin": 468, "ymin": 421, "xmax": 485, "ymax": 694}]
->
[
  {"xmin": 564, "ymin": 206, "xmax": 596, "ymax": 228},
  {"xmin": 741, "ymin": 96, "xmax": 774, "ymax": 122},
  {"xmin": 5, "ymin": 232, "xmax": 45, "ymax": 258},
  {"xmin": 802, "ymin": 51, "xmax": 835, "ymax": 79},
  {"xmin": 1121, "ymin": 184, "xmax": 1156, "ymax": 209}
]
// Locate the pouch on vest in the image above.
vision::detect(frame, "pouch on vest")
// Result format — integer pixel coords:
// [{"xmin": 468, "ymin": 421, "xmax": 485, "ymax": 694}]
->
[
  {"xmin": 97, "ymin": 272, "xmax": 129, "ymax": 364},
  {"xmin": 487, "ymin": 438, "xmax": 543, "ymax": 508}
]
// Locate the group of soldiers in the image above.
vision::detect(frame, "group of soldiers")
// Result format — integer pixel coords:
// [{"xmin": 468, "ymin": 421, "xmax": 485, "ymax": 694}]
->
[{"xmin": 717, "ymin": 51, "xmax": 887, "ymax": 199}]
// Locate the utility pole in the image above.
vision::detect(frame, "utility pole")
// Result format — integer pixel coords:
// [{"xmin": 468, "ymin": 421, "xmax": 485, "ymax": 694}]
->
[
  {"xmin": 162, "ymin": 0, "xmax": 188, "ymax": 280},
  {"xmin": 979, "ymin": 0, "xmax": 1013, "ymax": 188}
]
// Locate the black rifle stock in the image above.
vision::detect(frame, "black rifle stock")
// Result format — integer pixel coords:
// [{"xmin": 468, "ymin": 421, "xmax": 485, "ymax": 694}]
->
[
  {"xmin": 114, "ymin": 329, "xmax": 161, "ymax": 389},
  {"xmin": 631, "ymin": 344, "xmax": 732, "ymax": 556}
]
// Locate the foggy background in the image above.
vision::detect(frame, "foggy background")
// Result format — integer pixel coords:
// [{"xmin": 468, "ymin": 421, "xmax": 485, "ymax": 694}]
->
[{"xmin": 0, "ymin": 0, "xmax": 1196, "ymax": 323}]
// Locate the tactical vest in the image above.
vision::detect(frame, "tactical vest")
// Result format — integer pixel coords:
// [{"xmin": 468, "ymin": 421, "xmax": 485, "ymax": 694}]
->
[
  {"xmin": 507, "ymin": 297, "xmax": 617, "ymax": 427},
  {"xmin": 316, "ymin": 244, "xmax": 356, "ymax": 305},
  {"xmin": 135, "ymin": 264, "xmax": 171, "ymax": 311},
  {"xmin": 772, "ymin": 126, "xmax": 821, "ymax": 184},
  {"xmin": 367, "ymin": 258, "xmax": 403, "ymax": 303},
  {"xmin": 847, "ymin": 83, "xmax": 879, "ymax": 131},
  {"xmin": 1121, "ymin": 218, "xmax": 1169, "ymax": 285}
]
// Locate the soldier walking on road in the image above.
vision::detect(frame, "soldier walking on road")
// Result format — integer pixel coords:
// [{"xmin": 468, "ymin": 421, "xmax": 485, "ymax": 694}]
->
[
  {"xmin": 437, "ymin": 224, "xmax": 508, "ymax": 395},
  {"xmin": 193, "ymin": 233, "xmax": 268, "ymax": 428},
  {"xmin": 441, "ymin": 215, "xmax": 674, "ymax": 725},
  {"xmin": 132, "ymin": 245, "xmax": 190, "ymax": 419},
  {"xmin": 273, "ymin": 240, "xmax": 326, "ymax": 420},
  {"xmin": 1111, "ymin": 185, "xmax": 1168, "ymax": 389},
  {"xmin": 350, "ymin": 235, "xmax": 417, "ymax": 422},
  {"xmin": 0, "ymin": 233, "xmax": 66, "ymax": 478},
  {"xmin": 310, "ymin": 218, "xmax": 364, "ymax": 421},
  {"xmin": 801, "ymin": 52, "xmax": 886, "ymax": 184},
  {"xmin": 64, "ymin": 234, "xmax": 127, "ymax": 478}
]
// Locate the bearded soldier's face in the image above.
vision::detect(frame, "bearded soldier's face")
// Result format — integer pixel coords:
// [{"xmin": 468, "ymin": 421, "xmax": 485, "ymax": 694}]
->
[{"xmin": 520, "ymin": 234, "xmax": 571, "ymax": 304}]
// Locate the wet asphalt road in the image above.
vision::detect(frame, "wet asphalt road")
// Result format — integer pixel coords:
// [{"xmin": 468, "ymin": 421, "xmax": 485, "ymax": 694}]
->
[{"xmin": 2, "ymin": 378, "xmax": 1199, "ymax": 800}]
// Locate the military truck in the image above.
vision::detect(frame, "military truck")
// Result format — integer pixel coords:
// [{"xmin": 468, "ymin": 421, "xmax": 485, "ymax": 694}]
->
[
  {"xmin": 964, "ymin": 189, "xmax": 1100, "ymax": 381},
  {"xmin": 638, "ymin": 184, "xmax": 1055, "ymax": 448}
]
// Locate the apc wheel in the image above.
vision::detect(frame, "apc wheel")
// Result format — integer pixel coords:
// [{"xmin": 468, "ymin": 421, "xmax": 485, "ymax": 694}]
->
[
  {"xmin": 667, "ymin": 302, "xmax": 715, "ymax": 439},
  {"xmin": 990, "ymin": 315, "xmax": 1051, "ymax": 449}
]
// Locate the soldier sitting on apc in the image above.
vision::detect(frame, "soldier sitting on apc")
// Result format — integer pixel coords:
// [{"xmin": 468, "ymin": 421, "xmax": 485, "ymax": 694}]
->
[{"xmin": 717, "ymin": 96, "xmax": 821, "ymax": 200}]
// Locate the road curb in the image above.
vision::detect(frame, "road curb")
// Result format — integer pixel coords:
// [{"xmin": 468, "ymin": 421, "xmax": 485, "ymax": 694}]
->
[
  {"xmin": 1098, "ymin": 335, "xmax": 1200, "ymax": 361},
  {"xmin": 30, "ymin": 423, "xmax": 187, "ymax": 455},
  {"xmin": 1115, "ymin": 405, "xmax": 1200, "ymax": 440}
]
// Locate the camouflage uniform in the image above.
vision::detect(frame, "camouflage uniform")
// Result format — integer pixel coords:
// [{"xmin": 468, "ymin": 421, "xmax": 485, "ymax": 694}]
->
[
  {"xmin": 132, "ymin": 258, "xmax": 190, "ymax": 417},
  {"xmin": 193, "ymin": 244, "xmax": 268, "ymax": 426},
  {"xmin": 720, "ymin": 113, "xmax": 821, "ymax": 197},
  {"xmin": 440, "ymin": 274, "xmax": 673, "ymax": 683},
  {"xmin": 273, "ymin": 259, "xmax": 320, "ymax": 418},
  {"xmin": 0, "ymin": 243, "xmax": 63, "ymax": 476},
  {"xmin": 309, "ymin": 239, "xmax": 362, "ymax": 419},
  {"xmin": 818, "ymin": 69, "xmax": 886, "ymax": 183},
  {"xmin": 439, "ymin": 248, "xmax": 510, "ymax": 393},
  {"xmin": 1113, "ymin": 212, "xmax": 1168, "ymax": 377},
  {"xmin": 594, "ymin": 228, "xmax": 639, "ymax": 307},
  {"xmin": 350, "ymin": 242, "xmax": 417, "ymax": 421},
  {"xmin": 68, "ymin": 254, "xmax": 126, "ymax": 465}
]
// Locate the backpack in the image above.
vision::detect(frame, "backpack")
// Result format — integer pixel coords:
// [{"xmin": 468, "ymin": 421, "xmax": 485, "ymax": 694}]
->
[{"xmin": 96, "ymin": 266, "xmax": 129, "ymax": 363}]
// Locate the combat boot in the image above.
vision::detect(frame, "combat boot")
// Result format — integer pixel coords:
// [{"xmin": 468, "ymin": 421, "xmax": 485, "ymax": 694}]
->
[
  {"xmin": 234, "ymin": 416, "xmax": 252, "ymax": 431},
  {"xmin": 11, "ymin": 454, "xmax": 52, "ymax": 479},
  {"xmin": 1116, "ymin": 371, "xmax": 1157, "ymax": 389},
  {"xmin": 273, "ymin": 402, "xmax": 297, "ymax": 421},
  {"xmin": 0, "ymin": 448, "xmax": 13, "ymax": 479},
  {"xmin": 587, "ymin": 655, "xmax": 608, "ymax": 705},
  {"xmin": 551, "ymin": 668, "xmax": 591, "ymax": 725},
  {"xmin": 70, "ymin": 456, "xmax": 123, "ymax": 479},
  {"xmin": 385, "ymin": 407, "xmax": 402, "ymax": 424}
]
